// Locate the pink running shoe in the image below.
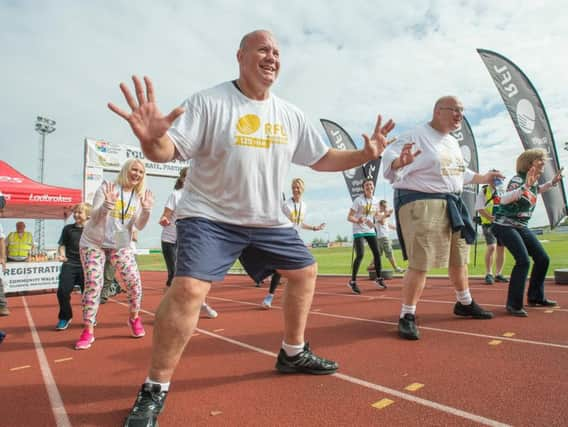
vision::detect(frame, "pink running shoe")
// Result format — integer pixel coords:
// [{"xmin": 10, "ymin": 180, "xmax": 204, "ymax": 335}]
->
[
  {"xmin": 75, "ymin": 329, "xmax": 95, "ymax": 350},
  {"xmin": 128, "ymin": 317, "xmax": 146, "ymax": 338}
]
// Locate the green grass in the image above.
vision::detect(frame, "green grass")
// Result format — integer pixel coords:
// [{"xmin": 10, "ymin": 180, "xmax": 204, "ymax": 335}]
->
[{"xmin": 136, "ymin": 231, "xmax": 568, "ymax": 277}]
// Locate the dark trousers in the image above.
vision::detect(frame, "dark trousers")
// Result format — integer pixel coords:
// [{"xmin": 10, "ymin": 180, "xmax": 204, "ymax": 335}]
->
[
  {"xmin": 352, "ymin": 236, "xmax": 382, "ymax": 281},
  {"xmin": 268, "ymin": 272, "xmax": 281, "ymax": 294},
  {"xmin": 0, "ymin": 278, "xmax": 7, "ymax": 308},
  {"xmin": 161, "ymin": 241, "xmax": 177, "ymax": 287},
  {"xmin": 491, "ymin": 224, "xmax": 549, "ymax": 309},
  {"xmin": 57, "ymin": 263, "xmax": 84, "ymax": 321}
]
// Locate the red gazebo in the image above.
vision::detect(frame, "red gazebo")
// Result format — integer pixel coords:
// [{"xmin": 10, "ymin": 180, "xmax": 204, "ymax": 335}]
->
[{"xmin": 0, "ymin": 160, "xmax": 82, "ymax": 219}]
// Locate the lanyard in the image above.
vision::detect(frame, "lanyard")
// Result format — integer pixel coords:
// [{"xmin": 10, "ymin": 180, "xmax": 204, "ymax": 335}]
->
[
  {"xmin": 120, "ymin": 188, "xmax": 135, "ymax": 225},
  {"xmin": 293, "ymin": 200, "xmax": 302, "ymax": 225},
  {"xmin": 364, "ymin": 198, "xmax": 372, "ymax": 216}
]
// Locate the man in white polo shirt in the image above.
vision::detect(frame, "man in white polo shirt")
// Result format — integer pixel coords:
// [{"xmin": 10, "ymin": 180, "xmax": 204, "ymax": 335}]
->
[{"xmin": 383, "ymin": 96, "xmax": 503, "ymax": 340}]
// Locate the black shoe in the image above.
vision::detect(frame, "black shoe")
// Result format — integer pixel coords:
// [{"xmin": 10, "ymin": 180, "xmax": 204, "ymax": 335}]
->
[
  {"xmin": 398, "ymin": 313, "xmax": 419, "ymax": 340},
  {"xmin": 124, "ymin": 383, "xmax": 168, "ymax": 427},
  {"xmin": 494, "ymin": 274, "xmax": 508, "ymax": 283},
  {"xmin": 453, "ymin": 300, "xmax": 494, "ymax": 319},
  {"xmin": 527, "ymin": 299, "xmax": 557, "ymax": 307},
  {"xmin": 347, "ymin": 280, "xmax": 361, "ymax": 295},
  {"xmin": 375, "ymin": 277, "xmax": 387, "ymax": 290},
  {"xmin": 506, "ymin": 306, "xmax": 528, "ymax": 317},
  {"xmin": 484, "ymin": 274, "xmax": 494, "ymax": 285},
  {"xmin": 275, "ymin": 342, "xmax": 338, "ymax": 375}
]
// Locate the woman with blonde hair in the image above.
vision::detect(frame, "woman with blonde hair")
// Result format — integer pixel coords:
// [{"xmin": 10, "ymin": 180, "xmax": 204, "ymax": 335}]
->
[
  {"xmin": 75, "ymin": 159, "xmax": 154, "ymax": 349},
  {"xmin": 491, "ymin": 148, "xmax": 564, "ymax": 317},
  {"xmin": 260, "ymin": 177, "xmax": 325, "ymax": 309}
]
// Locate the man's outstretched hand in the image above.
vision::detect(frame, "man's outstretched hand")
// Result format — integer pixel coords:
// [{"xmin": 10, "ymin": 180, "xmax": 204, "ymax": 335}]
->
[
  {"xmin": 362, "ymin": 115, "xmax": 396, "ymax": 160},
  {"xmin": 108, "ymin": 76, "xmax": 184, "ymax": 147}
]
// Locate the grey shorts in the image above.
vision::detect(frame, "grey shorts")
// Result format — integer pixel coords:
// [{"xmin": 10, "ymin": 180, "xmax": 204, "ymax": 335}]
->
[
  {"xmin": 175, "ymin": 217, "xmax": 316, "ymax": 282},
  {"xmin": 377, "ymin": 237, "xmax": 393, "ymax": 258},
  {"xmin": 482, "ymin": 224, "xmax": 503, "ymax": 246}
]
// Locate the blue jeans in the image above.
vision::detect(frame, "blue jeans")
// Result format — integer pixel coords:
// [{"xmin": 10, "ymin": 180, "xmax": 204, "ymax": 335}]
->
[{"xmin": 491, "ymin": 224, "xmax": 550, "ymax": 309}]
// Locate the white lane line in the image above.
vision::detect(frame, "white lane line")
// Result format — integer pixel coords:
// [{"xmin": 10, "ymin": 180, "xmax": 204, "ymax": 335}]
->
[
  {"xmin": 132, "ymin": 303, "xmax": 510, "ymax": 427},
  {"xmin": 207, "ymin": 295, "xmax": 568, "ymax": 349},
  {"xmin": 222, "ymin": 282, "xmax": 568, "ymax": 312},
  {"xmin": 22, "ymin": 297, "xmax": 72, "ymax": 427}
]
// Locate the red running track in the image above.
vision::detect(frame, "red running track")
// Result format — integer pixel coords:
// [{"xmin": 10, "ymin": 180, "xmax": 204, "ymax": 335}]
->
[{"xmin": 1, "ymin": 273, "xmax": 567, "ymax": 426}]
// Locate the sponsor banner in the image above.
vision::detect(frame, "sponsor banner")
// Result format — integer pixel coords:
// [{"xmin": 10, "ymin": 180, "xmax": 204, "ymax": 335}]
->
[
  {"xmin": 84, "ymin": 138, "xmax": 191, "ymax": 204},
  {"xmin": 2, "ymin": 261, "xmax": 61, "ymax": 293},
  {"xmin": 478, "ymin": 49, "xmax": 567, "ymax": 227},
  {"xmin": 84, "ymin": 138, "xmax": 190, "ymax": 177},
  {"xmin": 84, "ymin": 166, "xmax": 104, "ymax": 205},
  {"xmin": 451, "ymin": 116, "xmax": 479, "ymax": 218},
  {"xmin": 320, "ymin": 119, "xmax": 381, "ymax": 201}
]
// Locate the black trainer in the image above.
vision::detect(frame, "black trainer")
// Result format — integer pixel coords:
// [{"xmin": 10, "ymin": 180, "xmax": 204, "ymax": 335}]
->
[
  {"xmin": 375, "ymin": 277, "xmax": 387, "ymax": 290},
  {"xmin": 124, "ymin": 383, "xmax": 168, "ymax": 427},
  {"xmin": 347, "ymin": 280, "xmax": 361, "ymax": 295},
  {"xmin": 527, "ymin": 299, "xmax": 557, "ymax": 307},
  {"xmin": 506, "ymin": 306, "xmax": 528, "ymax": 317},
  {"xmin": 275, "ymin": 342, "xmax": 338, "ymax": 375},
  {"xmin": 453, "ymin": 300, "xmax": 494, "ymax": 319},
  {"xmin": 398, "ymin": 313, "xmax": 419, "ymax": 340}
]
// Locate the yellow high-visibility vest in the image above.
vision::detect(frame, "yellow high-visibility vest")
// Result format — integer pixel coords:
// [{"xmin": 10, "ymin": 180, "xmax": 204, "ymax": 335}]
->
[
  {"xmin": 480, "ymin": 185, "xmax": 494, "ymax": 226},
  {"xmin": 6, "ymin": 231, "xmax": 33, "ymax": 259}
]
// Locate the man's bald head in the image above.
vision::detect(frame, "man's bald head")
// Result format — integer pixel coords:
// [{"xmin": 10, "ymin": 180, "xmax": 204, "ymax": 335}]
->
[{"xmin": 239, "ymin": 29, "xmax": 274, "ymax": 50}]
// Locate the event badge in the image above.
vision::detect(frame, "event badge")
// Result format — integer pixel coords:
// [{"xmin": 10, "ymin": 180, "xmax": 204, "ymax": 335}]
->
[{"xmin": 114, "ymin": 229, "xmax": 131, "ymax": 249}]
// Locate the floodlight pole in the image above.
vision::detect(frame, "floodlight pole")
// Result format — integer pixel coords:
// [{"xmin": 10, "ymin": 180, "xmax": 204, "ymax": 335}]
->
[{"xmin": 34, "ymin": 116, "xmax": 56, "ymax": 253}]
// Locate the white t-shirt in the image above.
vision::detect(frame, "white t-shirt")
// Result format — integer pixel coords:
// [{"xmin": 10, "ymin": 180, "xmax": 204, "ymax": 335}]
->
[
  {"xmin": 80, "ymin": 184, "xmax": 142, "ymax": 249},
  {"xmin": 161, "ymin": 189, "xmax": 183, "ymax": 244},
  {"xmin": 281, "ymin": 198, "xmax": 307, "ymax": 233},
  {"xmin": 351, "ymin": 195, "xmax": 379, "ymax": 235},
  {"xmin": 375, "ymin": 219, "xmax": 390, "ymax": 238},
  {"xmin": 382, "ymin": 123, "xmax": 475, "ymax": 193},
  {"xmin": 168, "ymin": 81, "xmax": 329, "ymax": 227}
]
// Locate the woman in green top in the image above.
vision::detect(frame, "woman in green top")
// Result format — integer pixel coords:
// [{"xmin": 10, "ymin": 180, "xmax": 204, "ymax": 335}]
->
[{"xmin": 491, "ymin": 148, "xmax": 563, "ymax": 317}]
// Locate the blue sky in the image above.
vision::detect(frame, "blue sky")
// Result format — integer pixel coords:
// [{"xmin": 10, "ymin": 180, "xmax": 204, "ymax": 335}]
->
[{"xmin": 1, "ymin": 1, "xmax": 567, "ymax": 249}]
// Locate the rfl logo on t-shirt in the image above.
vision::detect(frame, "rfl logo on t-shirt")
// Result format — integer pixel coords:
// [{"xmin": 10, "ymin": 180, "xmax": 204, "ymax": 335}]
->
[{"xmin": 234, "ymin": 114, "xmax": 288, "ymax": 149}]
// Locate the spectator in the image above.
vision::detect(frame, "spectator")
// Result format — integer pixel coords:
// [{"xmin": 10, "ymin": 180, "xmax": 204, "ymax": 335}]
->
[
  {"xmin": 0, "ymin": 223, "xmax": 9, "ymax": 316},
  {"xmin": 6, "ymin": 221, "xmax": 34, "ymax": 262},
  {"xmin": 475, "ymin": 178, "xmax": 507, "ymax": 284}
]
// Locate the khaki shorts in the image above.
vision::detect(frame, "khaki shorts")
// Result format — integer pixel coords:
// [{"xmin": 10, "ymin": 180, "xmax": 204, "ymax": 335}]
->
[{"xmin": 398, "ymin": 199, "xmax": 469, "ymax": 272}]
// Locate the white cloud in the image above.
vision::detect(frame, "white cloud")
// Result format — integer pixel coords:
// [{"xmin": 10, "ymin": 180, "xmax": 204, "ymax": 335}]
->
[{"xmin": 1, "ymin": 0, "xmax": 567, "ymax": 248}]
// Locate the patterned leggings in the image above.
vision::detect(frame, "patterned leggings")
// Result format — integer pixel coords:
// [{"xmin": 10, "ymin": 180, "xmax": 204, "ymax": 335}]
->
[{"xmin": 79, "ymin": 247, "xmax": 142, "ymax": 325}]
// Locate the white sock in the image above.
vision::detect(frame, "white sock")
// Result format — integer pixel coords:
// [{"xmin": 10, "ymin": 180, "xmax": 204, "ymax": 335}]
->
[
  {"xmin": 456, "ymin": 290, "xmax": 472, "ymax": 305},
  {"xmin": 282, "ymin": 341, "xmax": 305, "ymax": 357},
  {"xmin": 145, "ymin": 377, "xmax": 170, "ymax": 392},
  {"xmin": 400, "ymin": 304, "xmax": 416, "ymax": 319}
]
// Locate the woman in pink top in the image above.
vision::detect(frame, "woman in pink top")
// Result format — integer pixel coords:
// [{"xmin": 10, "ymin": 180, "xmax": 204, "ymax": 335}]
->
[{"xmin": 75, "ymin": 159, "xmax": 154, "ymax": 350}]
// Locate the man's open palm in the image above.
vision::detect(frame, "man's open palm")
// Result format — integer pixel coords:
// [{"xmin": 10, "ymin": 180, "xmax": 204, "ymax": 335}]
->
[{"xmin": 108, "ymin": 76, "xmax": 184, "ymax": 145}]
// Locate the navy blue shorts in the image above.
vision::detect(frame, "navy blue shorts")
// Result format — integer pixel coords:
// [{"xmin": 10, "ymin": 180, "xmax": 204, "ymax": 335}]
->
[{"xmin": 175, "ymin": 217, "xmax": 315, "ymax": 282}]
